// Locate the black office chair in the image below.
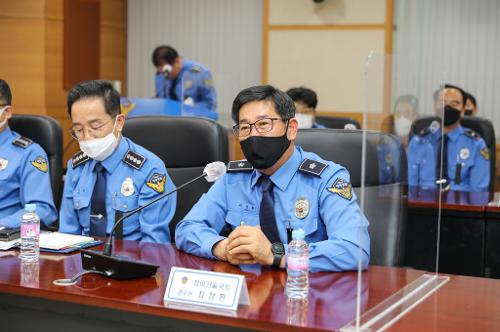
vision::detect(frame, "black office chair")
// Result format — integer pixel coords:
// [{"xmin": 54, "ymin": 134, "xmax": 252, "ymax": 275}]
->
[
  {"xmin": 315, "ymin": 115, "xmax": 361, "ymax": 130},
  {"xmin": 9, "ymin": 115, "xmax": 63, "ymax": 210},
  {"xmin": 296, "ymin": 129, "xmax": 407, "ymax": 267},
  {"xmin": 412, "ymin": 116, "xmax": 496, "ymax": 192},
  {"xmin": 122, "ymin": 116, "xmax": 229, "ymax": 242}
]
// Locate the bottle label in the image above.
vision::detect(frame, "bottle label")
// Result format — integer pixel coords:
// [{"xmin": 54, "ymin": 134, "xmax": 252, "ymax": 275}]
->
[
  {"xmin": 21, "ymin": 223, "xmax": 39, "ymax": 238},
  {"xmin": 287, "ymin": 256, "xmax": 309, "ymax": 270}
]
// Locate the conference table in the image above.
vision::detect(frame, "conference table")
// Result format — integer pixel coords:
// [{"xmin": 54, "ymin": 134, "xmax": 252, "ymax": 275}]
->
[
  {"xmin": 406, "ymin": 187, "xmax": 500, "ymax": 278},
  {"xmin": 1, "ymin": 240, "xmax": 500, "ymax": 331}
]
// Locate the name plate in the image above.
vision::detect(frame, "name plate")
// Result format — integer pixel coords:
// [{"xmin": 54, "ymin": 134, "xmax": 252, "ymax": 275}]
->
[{"xmin": 164, "ymin": 266, "xmax": 249, "ymax": 312}]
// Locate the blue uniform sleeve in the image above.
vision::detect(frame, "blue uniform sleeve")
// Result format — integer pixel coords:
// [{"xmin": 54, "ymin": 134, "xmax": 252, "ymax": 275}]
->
[
  {"xmin": 154, "ymin": 72, "xmax": 165, "ymax": 98},
  {"xmin": 58, "ymin": 159, "xmax": 82, "ymax": 235},
  {"xmin": 195, "ymin": 69, "xmax": 217, "ymax": 111},
  {"xmin": 175, "ymin": 175, "xmax": 229, "ymax": 259},
  {"xmin": 407, "ymin": 138, "xmax": 419, "ymax": 186},
  {"xmin": 138, "ymin": 164, "xmax": 176, "ymax": 243},
  {"xmin": 470, "ymin": 140, "xmax": 490, "ymax": 191},
  {"xmin": 0, "ymin": 146, "xmax": 57, "ymax": 228},
  {"xmin": 308, "ymin": 169, "xmax": 370, "ymax": 272}
]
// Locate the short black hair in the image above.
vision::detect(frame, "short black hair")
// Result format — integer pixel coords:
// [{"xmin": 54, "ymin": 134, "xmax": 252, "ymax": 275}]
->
[
  {"xmin": 67, "ymin": 80, "xmax": 121, "ymax": 117},
  {"xmin": 286, "ymin": 86, "xmax": 318, "ymax": 110},
  {"xmin": 0, "ymin": 79, "xmax": 12, "ymax": 105},
  {"xmin": 464, "ymin": 92, "xmax": 477, "ymax": 107},
  {"xmin": 152, "ymin": 45, "xmax": 179, "ymax": 66},
  {"xmin": 433, "ymin": 84, "xmax": 466, "ymax": 104},
  {"xmin": 231, "ymin": 85, "xmax": 295, "ymax": 123}
]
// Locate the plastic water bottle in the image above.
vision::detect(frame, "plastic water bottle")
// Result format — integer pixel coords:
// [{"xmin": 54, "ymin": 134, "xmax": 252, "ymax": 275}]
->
[
  {"xmin": 20, "ymin": 204, "xmax": 40, "ymax": 262},
  {"xmin": 286, "ymin": 228, "xmax": 309, "ymax": 299}
]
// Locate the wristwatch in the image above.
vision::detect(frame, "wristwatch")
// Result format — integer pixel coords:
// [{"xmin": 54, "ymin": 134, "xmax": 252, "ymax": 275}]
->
[{"xmin": 271, "ymin": 242, "xmax": 285, "ymax": 268}]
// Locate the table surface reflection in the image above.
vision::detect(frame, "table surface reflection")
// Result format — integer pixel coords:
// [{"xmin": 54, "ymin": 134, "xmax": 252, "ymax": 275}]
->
[
  {"xmin": 408, "ymin": 186, "xmax": 492, "ymax": 211},
  {"xmin": 1, "ymin": 240, "xmax": 500, "ymax": 331}
]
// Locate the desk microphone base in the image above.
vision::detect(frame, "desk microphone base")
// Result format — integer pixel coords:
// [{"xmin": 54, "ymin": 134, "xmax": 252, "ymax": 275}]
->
[{"xmin": 81, "ymin": 249, "xmax": 158, "ymax": 280}]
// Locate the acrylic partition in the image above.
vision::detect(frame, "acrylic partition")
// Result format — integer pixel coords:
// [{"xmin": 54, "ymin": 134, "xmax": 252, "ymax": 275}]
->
[{"xmin": 340, "ymin": 52, "xmax": 449, "ymax": 332}]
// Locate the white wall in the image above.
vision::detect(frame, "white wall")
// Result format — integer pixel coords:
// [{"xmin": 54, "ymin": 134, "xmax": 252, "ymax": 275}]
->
[
  {"xmin": 393, "ymin": 0, "xmax": 500, "ymax": 136},
  {"xmin": 127, "ymin": 0, "xmax": 263, "ymax": 126}
]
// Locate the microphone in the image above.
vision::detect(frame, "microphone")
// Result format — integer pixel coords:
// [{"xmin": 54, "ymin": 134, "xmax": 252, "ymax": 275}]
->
[
  {"xmin": 162, "ymin": 64, "xmax": 173, "ymax": 78},
  {"xmin": 81, "ymin": 161, "xmax": 227, "ymax": 280}
]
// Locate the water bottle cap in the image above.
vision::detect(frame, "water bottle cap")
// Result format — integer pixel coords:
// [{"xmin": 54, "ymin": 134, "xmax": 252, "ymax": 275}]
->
[
  {"xmin": 25, "ymin": 204, "xmax": 37, "ymax": 212},
  {"xmin": 292, "ymin": 228, "xmax": 305, "ymax": 240}
]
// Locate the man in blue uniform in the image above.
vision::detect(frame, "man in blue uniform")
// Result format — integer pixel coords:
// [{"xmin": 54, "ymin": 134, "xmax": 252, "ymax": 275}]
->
[
  {"xmin": 0, "ymin": 79, "xmax": 57, "ymax": 228},
  {"xmin": 176, "ymin": 85, "xmax": 370, "ymax": 272},
  {"xmin": 59, "ymin": 80, "xmax": 176, "ymax": 243},
  {"xmin": 408, "ymin": 84, "xmax": 489, "ymax": 191},
  {"xmin": 286, "ymin": 87, "xmax": 325, "ymax": 129},
  {"xmin": 152, "ymin": 45, "xmax": 217, "ymax": 112}
]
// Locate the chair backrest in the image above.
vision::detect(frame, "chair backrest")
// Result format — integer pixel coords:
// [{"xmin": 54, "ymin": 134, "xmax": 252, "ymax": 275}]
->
[
  {"xmin": 122, "ymin": 116, "xmax": 229, "ymax": 241},
  {"xmin": 295, "ymin": 129, "xmax": 407, "ymax": 266},
  {"xmin": 412, "ymin": 116, "xmax": 496, "ymax": 192},
  {"xmin": 9, "ymin": 115, "xmax": 63, "ymax": 209},
  {"xmin": 315, "ymin": 115, "xmax": 361, "ymax": 130}
]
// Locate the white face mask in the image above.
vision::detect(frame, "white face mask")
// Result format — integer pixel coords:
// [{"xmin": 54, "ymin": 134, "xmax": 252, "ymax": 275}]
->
[
  {"xmin": 394, "ymin": 116, "xmax": 413, "ymax": 137},
  {"xmin": 295, "ymin": 113, "xmax": 314, "ymax": 129},
  {"xmin": 79, "ymin": 120, "xmax": 119, "ymax": 161},
  {"xmin": 0, "ymin": 105, "xmax": 9, "ymax": 128}
]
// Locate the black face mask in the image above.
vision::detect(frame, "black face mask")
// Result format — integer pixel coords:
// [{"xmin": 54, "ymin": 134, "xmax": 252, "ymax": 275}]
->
[
  {"xmin": 442, "ymin": 105, "xmax": 461, "ymax": 126},
  {"xmin": 240, "ymin": 126, "xmax": 291, "ymax": 170},
  {"xmin": 464, "ymin": 109, "xmax": 473, "ymax": 116}
]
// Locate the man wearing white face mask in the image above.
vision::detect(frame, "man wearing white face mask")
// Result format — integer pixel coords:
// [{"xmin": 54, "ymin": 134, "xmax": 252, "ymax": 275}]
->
[
  {"xmin": 286, "ymin": 87, "xmax": 325, "ymax": 129},
  {"xmin": 393, "ymin": 94, "xmax": 418, "ymax": 148},
  {"xmin": 0, "ymin": 79, "xmax": 57, "ymax": 228},
  {"xmin": 59, "ymin": 80, "xmax": 176, "ymax": 243}
]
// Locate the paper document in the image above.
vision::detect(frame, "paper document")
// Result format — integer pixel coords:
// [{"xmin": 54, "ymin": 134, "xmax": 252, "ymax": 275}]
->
[{"xmin": 40, "ymin": 232, "xmax": 95, "ymax": 250}]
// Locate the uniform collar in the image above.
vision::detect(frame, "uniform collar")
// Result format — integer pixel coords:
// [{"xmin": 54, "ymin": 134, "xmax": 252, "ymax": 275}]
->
[
  {"xmin": 250, "ymin": 146, "xmax": 302, "ymax": 192},
  {"xmin": 0, "ymin": 126, "xmax": 13, "ymax": 146},
  {"xmin": 99, "ymin": 136, "xmax": 129, "ymax": 173},
  {"xmin": 446, "ymin": 124, "xmax": 464, "ymax": 142}
]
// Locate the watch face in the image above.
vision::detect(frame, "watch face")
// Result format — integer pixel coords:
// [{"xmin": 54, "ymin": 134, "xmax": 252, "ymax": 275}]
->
[{"xmin": 272, "ymin": 242, "xmax": 285, "ymax": 255}]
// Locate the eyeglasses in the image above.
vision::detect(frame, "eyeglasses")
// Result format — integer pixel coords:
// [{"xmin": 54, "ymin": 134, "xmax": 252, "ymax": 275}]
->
[
  {"xmin": 70, "ymin": 116, "xmax": 116, "ymax": 140},
  {"xmin": 233, "ymin": 118, "xmax": 285, "ymax": 137}
]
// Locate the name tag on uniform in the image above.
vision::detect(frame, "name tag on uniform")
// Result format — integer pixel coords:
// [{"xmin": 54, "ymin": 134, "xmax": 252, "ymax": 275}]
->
[{"xmin": 164, "ymin": 267, "xmax": 249, "ymax": 313}]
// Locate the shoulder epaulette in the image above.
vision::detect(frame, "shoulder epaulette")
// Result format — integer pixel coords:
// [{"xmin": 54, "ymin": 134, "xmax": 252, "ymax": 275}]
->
[
  {"xmin": 123, "ymin": 150, "xmax": 146, "ymax": 170},
  {"xmin": 12, "ymin": 136, "xmax": 33, "ymax": 149},
  {"xmin": 418, "ymin": 127, "xmax": 431, "ymax": 136},
  {"xmin": 227, "ymin": 160, "xmax": 253, "ymax": 172},
  {"xmin": 190, "ymin": 65, "xmax": 202, "ymax": 73},
  {"xmin": 72, "ymin": 151, "xmax": 90, "ymax": 168},
  {"xmin": 465, "ymin": 129, "xmax": 480, "ymax": 140},
  {"xmin": 298, "ymin": 158, "xmax": 328, "ymax": 177}
]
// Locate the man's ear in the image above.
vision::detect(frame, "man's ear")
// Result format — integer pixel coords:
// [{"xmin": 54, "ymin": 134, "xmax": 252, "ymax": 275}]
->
[{"xmin": 288, "ymin": 117, "xmax": 298, "ymax": 141}]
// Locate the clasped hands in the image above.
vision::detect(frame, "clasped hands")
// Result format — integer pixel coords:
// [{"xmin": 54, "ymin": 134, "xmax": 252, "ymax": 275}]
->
[{"xmin": 213, "ymin": 225, "xmax": 274, "ymax": 266}]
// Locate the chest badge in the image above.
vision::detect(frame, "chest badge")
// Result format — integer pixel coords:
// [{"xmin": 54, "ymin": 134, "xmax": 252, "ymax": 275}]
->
[
  {"xmin": 460, "ymin": 148, "xmax": 470, "ymax": 160},
  {"xmin": 385, "ymin": 153, "xmax": 393, "ymax": 164},
  {"xmin": 0, "ymin": 158, "xmax": 8, "ymax": 171},
  {"xmin": 294, "ymin": 198, "xmax": 309, "ymax": 219},
  {"xmin": 121, "ymin": 177, "xmax": 135, "ymax": 196}
]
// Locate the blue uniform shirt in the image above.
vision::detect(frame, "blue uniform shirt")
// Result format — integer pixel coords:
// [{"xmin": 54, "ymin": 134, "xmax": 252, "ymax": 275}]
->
[
  {"xmin": 155, "ymin": 59, "xmax": 217, "ymax": 111},
  {"xmin": 408, "ymin": 124, "xmax": 489, "ymax": 191},
  {"xmin": 175, "ymin": 146, "xmax": 370, "ymax": 272},
  {"xmin": 0, "ymin": 127, "xmax": 57, "ymax": 227},
  {"xmin": 59, "ymin": 136, "xmax": 176, "ymax": 243},
  {"xmin": 312, "ymin": 122, "xmax": 326, "ymax": 129},
  {"xmin": 377, "ymin": 136, "xmax": 402, "ymax": 185}
]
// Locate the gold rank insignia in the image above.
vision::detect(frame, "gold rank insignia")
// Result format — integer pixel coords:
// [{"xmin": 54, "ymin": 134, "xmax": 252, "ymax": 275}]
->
[
  {"xmin": 327, "ymin": 178, "xmax": 353, "ymax": 201},
  {"xmin": 146, "ymin": 173, "xmax": 166, "ymax": 193},
  {"xmin": 184, "ymin": 80, "xmax": 193, "ymax": 89},
  {"xmin": 31, "ymin": 156, "xmax": 48, "ymax": 172},
  {"xmin": 480, "ymin": 147, "xmax": 490, "ymax": 160}
]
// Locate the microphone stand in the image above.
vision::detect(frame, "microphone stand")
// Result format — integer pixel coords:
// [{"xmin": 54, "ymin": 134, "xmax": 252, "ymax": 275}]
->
[{"xmin": 81, "ymin": 172, "xmax": 208, "ymax": 280}]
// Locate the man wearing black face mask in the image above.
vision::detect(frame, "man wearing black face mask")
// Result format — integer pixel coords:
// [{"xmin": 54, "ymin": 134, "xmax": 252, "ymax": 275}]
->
[
  {"xmin": 407, "ymin": 84, "xmax": 489, "ymax": 191},
  {"xmin": 175, "ymin": 85, "xmax": 370, "ymax": 272}
]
